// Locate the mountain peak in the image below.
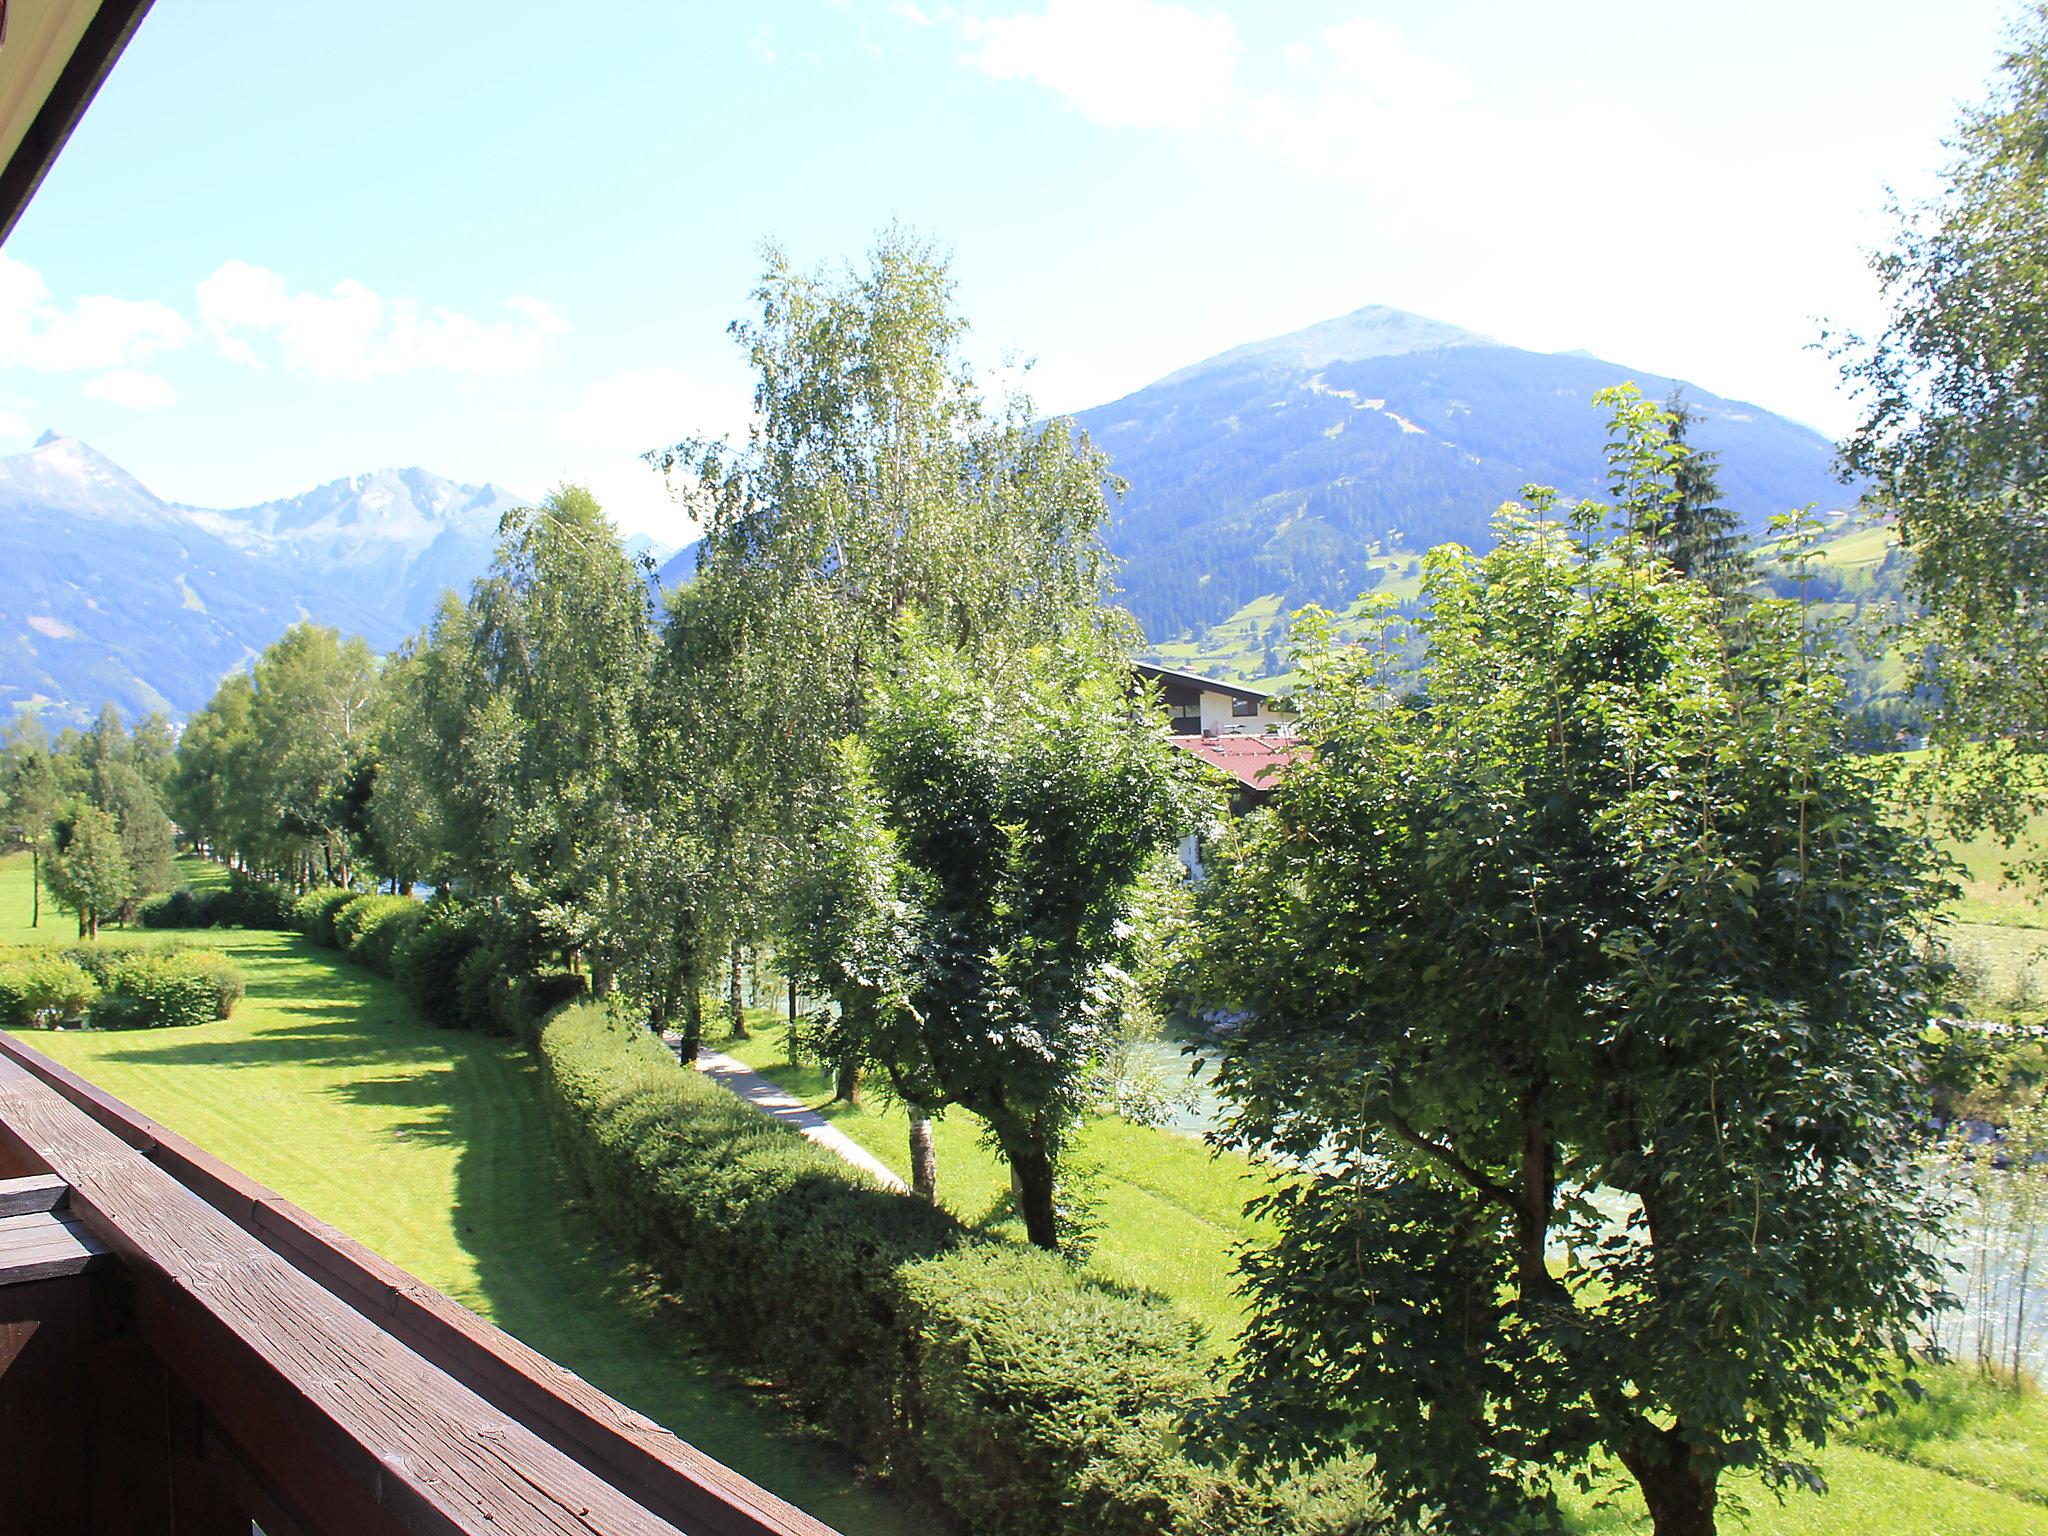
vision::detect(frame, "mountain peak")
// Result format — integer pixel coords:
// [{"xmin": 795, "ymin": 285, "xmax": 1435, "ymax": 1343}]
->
[
  {"xmin": 1160, "ymin": 304, "xmax": 1496, "ymax": 387},
  {"xmin": 0, "ymin": 432, "xmax": 168, "ymax": 518}
]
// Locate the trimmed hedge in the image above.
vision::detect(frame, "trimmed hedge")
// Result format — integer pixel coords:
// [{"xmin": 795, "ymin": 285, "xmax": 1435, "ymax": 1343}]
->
[
  {"xmin": 393, "ymin": 911, "xmax": 487, "ymax": 1029},
  {"xmin": 333, "ymin": 895, "xmax": 427, "ymax": 978},
  {"xmin": 140, "ymin": 875, "xmax": 300, "ymax": 932},
  {"xmin": 535, "ymin": 1001, "xmax": 1298, "ymax": 1534},
  {"xmin": 0, "ymin": 953, "xmax": 100, "ymax": 1027},
  {"xmin": 6, "ymin": 950, "xmax": 246, "ymax": 1036},
  {"xmin": 292, "ymin": 886, "xmax": 362, "ymax": 947}
]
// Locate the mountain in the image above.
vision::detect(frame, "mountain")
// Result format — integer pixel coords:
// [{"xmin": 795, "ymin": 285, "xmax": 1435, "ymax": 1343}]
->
[
  {"xmin": 1077, "ymin": 305, "xmax": 1852, "ymax": 639},
  {"xmin": 182, "ymin": 466, "xmax": 526, "ymax": 644},
  {"xmin": 0, "ymin": 435, "xmax": 520, "ymax": 727}
]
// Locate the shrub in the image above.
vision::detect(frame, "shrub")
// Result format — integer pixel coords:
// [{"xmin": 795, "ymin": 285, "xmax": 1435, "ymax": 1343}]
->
[
  {"xmin": 215, "ymin": 875, "xmax": 299, "ymax": 930},
  {"xmin": 0, "ymin": 954, "xmax": 101, "ymax": 1028},
  {"xmin": 456, "ymin": 944, "xmax": 513, "ymax": 1034},
  {"xmin": 181, "ymin": 950, "xmax": 246, "ymax": 1019},
  {"xmin": 334, "ymin": 895, "xmax": 426, "ymax": 978},
  {"xmin": 535, "ymin": 1001, "xmax": 1294, "ymax": 1534},
  {"xmin": 88, "ymin": 950, "xmax": 227, "ymax": 1030},
  {"xmin": 394, "ymin": 910, "xmax": 486, "ymax": 1028},
  {"xmin": 137, "ymin": 889, "xmax": 208, "ymax": 929},
  {"xmin": 292, "ymin": 887, "xmax": 360, "ymax": 947}
]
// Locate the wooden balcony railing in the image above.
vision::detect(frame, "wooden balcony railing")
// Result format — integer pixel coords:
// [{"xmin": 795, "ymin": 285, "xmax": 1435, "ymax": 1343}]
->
[{"xmin": 0, "ymin": 1029, "xmax": 842, "ymax": 1536}]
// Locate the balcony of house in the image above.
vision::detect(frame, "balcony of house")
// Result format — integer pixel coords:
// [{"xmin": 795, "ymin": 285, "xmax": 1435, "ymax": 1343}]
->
[{"xmin": 0, "ymin": 1028, "xmax": 836, "ymax": 1536}]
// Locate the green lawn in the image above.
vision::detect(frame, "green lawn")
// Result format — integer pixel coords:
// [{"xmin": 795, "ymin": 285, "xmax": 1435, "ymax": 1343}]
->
[
  {"xmin": 0, "ymin": 854, "xmax": 914, "ymax": 1536},
  {"xmin": 723, "ymin": 1018, "xmax": 1271, "ymax": 1349}
]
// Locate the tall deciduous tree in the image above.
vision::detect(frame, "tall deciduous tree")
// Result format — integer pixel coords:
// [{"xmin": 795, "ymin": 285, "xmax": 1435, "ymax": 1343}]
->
[
  {"xmin": 395, "ymin": 488, "xmax": 653, "ymax": 985},
  {"xmin": 652, "ymin": 226, "xmax": 1121, "ymax": 1143},
  {"xmin": 794, "ymin": 633, "xmax": 1189, "ymax": 1249},
  {"xmin": 1838, "ymin": 6, "xmax": 2048, "ymax": 855},
  {"xmin": 46, "ymin": 805, "xmax": 134, "ymax": 939},
  {"xmin": 1, "ymin": 714, "xmax": 61, "ymax": 927},
  {"xmin": 1199, "ymin": 473, "xmax": 1949, "ymax": 1532}
]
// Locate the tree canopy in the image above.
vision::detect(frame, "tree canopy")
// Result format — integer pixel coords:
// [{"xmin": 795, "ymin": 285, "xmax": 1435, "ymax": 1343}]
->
[{"xmin": 1198, "ymin": 454, "xmax": 1950, "ymax": 1535}]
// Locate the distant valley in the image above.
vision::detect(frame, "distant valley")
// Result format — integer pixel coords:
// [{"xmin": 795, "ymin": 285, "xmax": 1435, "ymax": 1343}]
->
[{"xmin": 3, "ymin": 305, "xmax": 1861, "ymax": 726}]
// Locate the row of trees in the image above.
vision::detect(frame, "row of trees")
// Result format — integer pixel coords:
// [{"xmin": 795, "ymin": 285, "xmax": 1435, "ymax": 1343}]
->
[
  {"xmin": 169, "ymin": 230, "xmax": 1200, "ymax": 1246},
  {"xmin": 2, "ymin": 705, "xmax": 178, "ymax": 936}
]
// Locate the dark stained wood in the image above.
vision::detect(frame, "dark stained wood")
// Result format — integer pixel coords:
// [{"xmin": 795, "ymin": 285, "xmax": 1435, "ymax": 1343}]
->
[
  {"xmin": 165, "ymin": 1376, "xmax": 258, "ymax": 1536},
  {"xmin": 0, "ymin": 1054, "xmax": 690, "ymax": 1536},
  {"xmin": 0, "ymin": 1208, "xmax": 108, "ymax": 1284},
  {"xmin": 0, "ymin": 1171, "xmax": 68, "ymax": 1217},
  {"xmin": 0, "ymin": 1030, "xmax": 840, "ymax": 1536},
  {"xmin": 0, "ymin": 1273, "xmax": 90, "ymax": 1535},
  {"xmin": 85, "ymin": 1318, "xmax": 177, "ymax": 1536}
]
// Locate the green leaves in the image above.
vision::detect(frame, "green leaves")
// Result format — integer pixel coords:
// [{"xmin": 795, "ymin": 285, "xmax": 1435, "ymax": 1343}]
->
[{"xmin": 1199, "ymin": 470, "xmax": 1951, "ymax": 1531}]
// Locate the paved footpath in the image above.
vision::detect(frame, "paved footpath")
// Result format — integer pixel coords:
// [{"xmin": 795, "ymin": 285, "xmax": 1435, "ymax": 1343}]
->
[{"xmin": 664, "ymin": 1034, "xmax": 908, "ymax": 1193}]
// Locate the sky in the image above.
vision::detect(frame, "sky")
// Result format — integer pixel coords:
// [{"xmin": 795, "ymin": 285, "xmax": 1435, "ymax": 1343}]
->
[{"xmin": 0, "ymin": 0, "xmax": 2021, "ymax": 543}]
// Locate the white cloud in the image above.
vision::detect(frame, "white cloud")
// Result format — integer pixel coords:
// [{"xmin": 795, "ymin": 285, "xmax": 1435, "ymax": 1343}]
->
[
  {"xmin": 1320, "ymin": 18, "xmax": 1473, "ymax": 112},
  {"xmin": 0, "ymin": 406, "xmax": 29, "ymax": 437},
  {"xmin": 889, "ymin": 0, "xmax": 932, "ymax": 24},
  {"xmin": 196, "ymin": 260, "xmax": 566, "ymax": 382},
  {"xmin": 969, "ymin": 0, "xmax": 1240, "ymax": 131},
  {"xmin": 83, "ymin": 369, "xmax": 177, "ymax": 410},
  {"xmin": 539, "ymin": 366, "xmax": 752, "ymax": 542},
  {"xmin": 545, "ymin": 366, "xmax": 747, "ymax": 457},
  {"xmin": 0, "ymin": 254, "xmax": 191, "ymax": 372}
]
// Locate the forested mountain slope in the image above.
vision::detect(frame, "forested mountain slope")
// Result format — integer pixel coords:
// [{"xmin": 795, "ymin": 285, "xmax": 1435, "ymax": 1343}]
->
[{"xmin": 1080, "ymin": 305, "xmax": 1852, "ymax": 638}]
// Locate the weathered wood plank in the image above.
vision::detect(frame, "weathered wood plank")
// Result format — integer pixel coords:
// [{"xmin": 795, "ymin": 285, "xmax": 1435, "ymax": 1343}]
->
[
  {"xmin": 0, "ymin": 1209, "xmax": 108, "ymax": 1285},
  {"xmin": 0, "ymin": 1172, "xmax": 67, "ymax": 1218},
  {"xmin": 0, "ymin": 1054, "xmax": 689, "ymax": 1536},
  {"xmin": 0, "ymin": 1029, "xmax": 839, "ymax": 1536}
]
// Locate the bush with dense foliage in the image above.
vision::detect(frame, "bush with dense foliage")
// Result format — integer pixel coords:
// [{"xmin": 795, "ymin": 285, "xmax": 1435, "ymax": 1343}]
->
[
  {"xmin": 139, "ymin": 875, "xmax": 302, "ymax": 932},
  {"xmin": 137, "ymin": 889, "xmax": 211, "ymax": 929},
  {"xmin": 0, "ymin": 952, "xmax": 101, "ymax": 1027},
  {"xmin": 333, "ymin": 894, "xmax": 427, "ymax": 977},
  {"xmin": 29, "ymin": 946, "xmax": 244, "ymax": 1030},
  {"xmin": 393, "ymin": 909, "xmax": 487, "ymax": 1029},
  {"xmin": 534, "ymin": 999, "xmax": 1318, "ymax": 1535},
  {"xmin": 292, "ymin": 886, "xmax": 362, "ymax": 947}
]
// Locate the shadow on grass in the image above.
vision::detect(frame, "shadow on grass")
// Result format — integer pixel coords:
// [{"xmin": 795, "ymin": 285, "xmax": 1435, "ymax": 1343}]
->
[{"xmin": 92, "ymin": 927, "xmax": 913, "ymax": 1534}]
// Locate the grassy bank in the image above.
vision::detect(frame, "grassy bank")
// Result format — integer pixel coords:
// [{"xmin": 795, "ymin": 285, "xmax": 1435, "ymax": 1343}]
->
[
  {"xmin": 719, "ymin": 1017, "xmax": 1269, "ymax": 1349},
  {"xmin": 0, "ymin": 853, "xmax": 914, "ymax": 1536}
]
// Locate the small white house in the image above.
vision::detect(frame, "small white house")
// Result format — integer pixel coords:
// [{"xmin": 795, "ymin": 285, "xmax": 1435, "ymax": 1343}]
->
[{"xmin": 1130, "ymin": 662, "xmax": 1295, "ymax": 738}]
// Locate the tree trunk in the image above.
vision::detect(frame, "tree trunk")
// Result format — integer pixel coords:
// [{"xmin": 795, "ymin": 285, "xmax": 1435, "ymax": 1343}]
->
[
  {"xmin": 1621, "ymin": 1434, "xmax": 1718, "ymax": 1536},
  {"xmin": 727, "ymin": 941, "xmax": 748, "ymax": 1039},
  {"xmin": 908, "ymin": 1116, "xmax": 938, "ymax": 1203},
  {"xmin": 29, "ymin": 844, "xmax": 39, "ymax": 928},
  {"xmin": 1007, "ymin": 1141, "xmax": 1060, "ymax": 1251},
  {"xmin": 786, "ymin": 977, "xmax": 800, "ymax": 1066},
  {"xmin": 835, "ymin": 1059, "xmax": 864, "ymax": 1107},
  {"xmin": 680, "ymin": 983, "xmax": 703, "ymax": 1064}
]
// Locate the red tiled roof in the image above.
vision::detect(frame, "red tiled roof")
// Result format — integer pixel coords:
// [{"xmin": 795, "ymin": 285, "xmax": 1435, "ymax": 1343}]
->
[{"xmin": 1166, "ymin": 733, "xmax": 1309, "ymax": 791}]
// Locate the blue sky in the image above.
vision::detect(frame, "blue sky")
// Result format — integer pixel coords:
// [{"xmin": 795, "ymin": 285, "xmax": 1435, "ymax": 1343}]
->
[{"xmin": 0, "ymin": 0, "xmax": 2018, "ymax": 541}]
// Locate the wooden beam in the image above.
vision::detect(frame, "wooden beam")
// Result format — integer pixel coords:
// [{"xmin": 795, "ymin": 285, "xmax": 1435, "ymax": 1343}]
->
[
  {"xmin": 0, "ymin": 1172, "xmax": 67, "ymax": 1218},
  {"xmin": 0, "ymin": 0, "xmax": 155, "ymax": 246}
]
